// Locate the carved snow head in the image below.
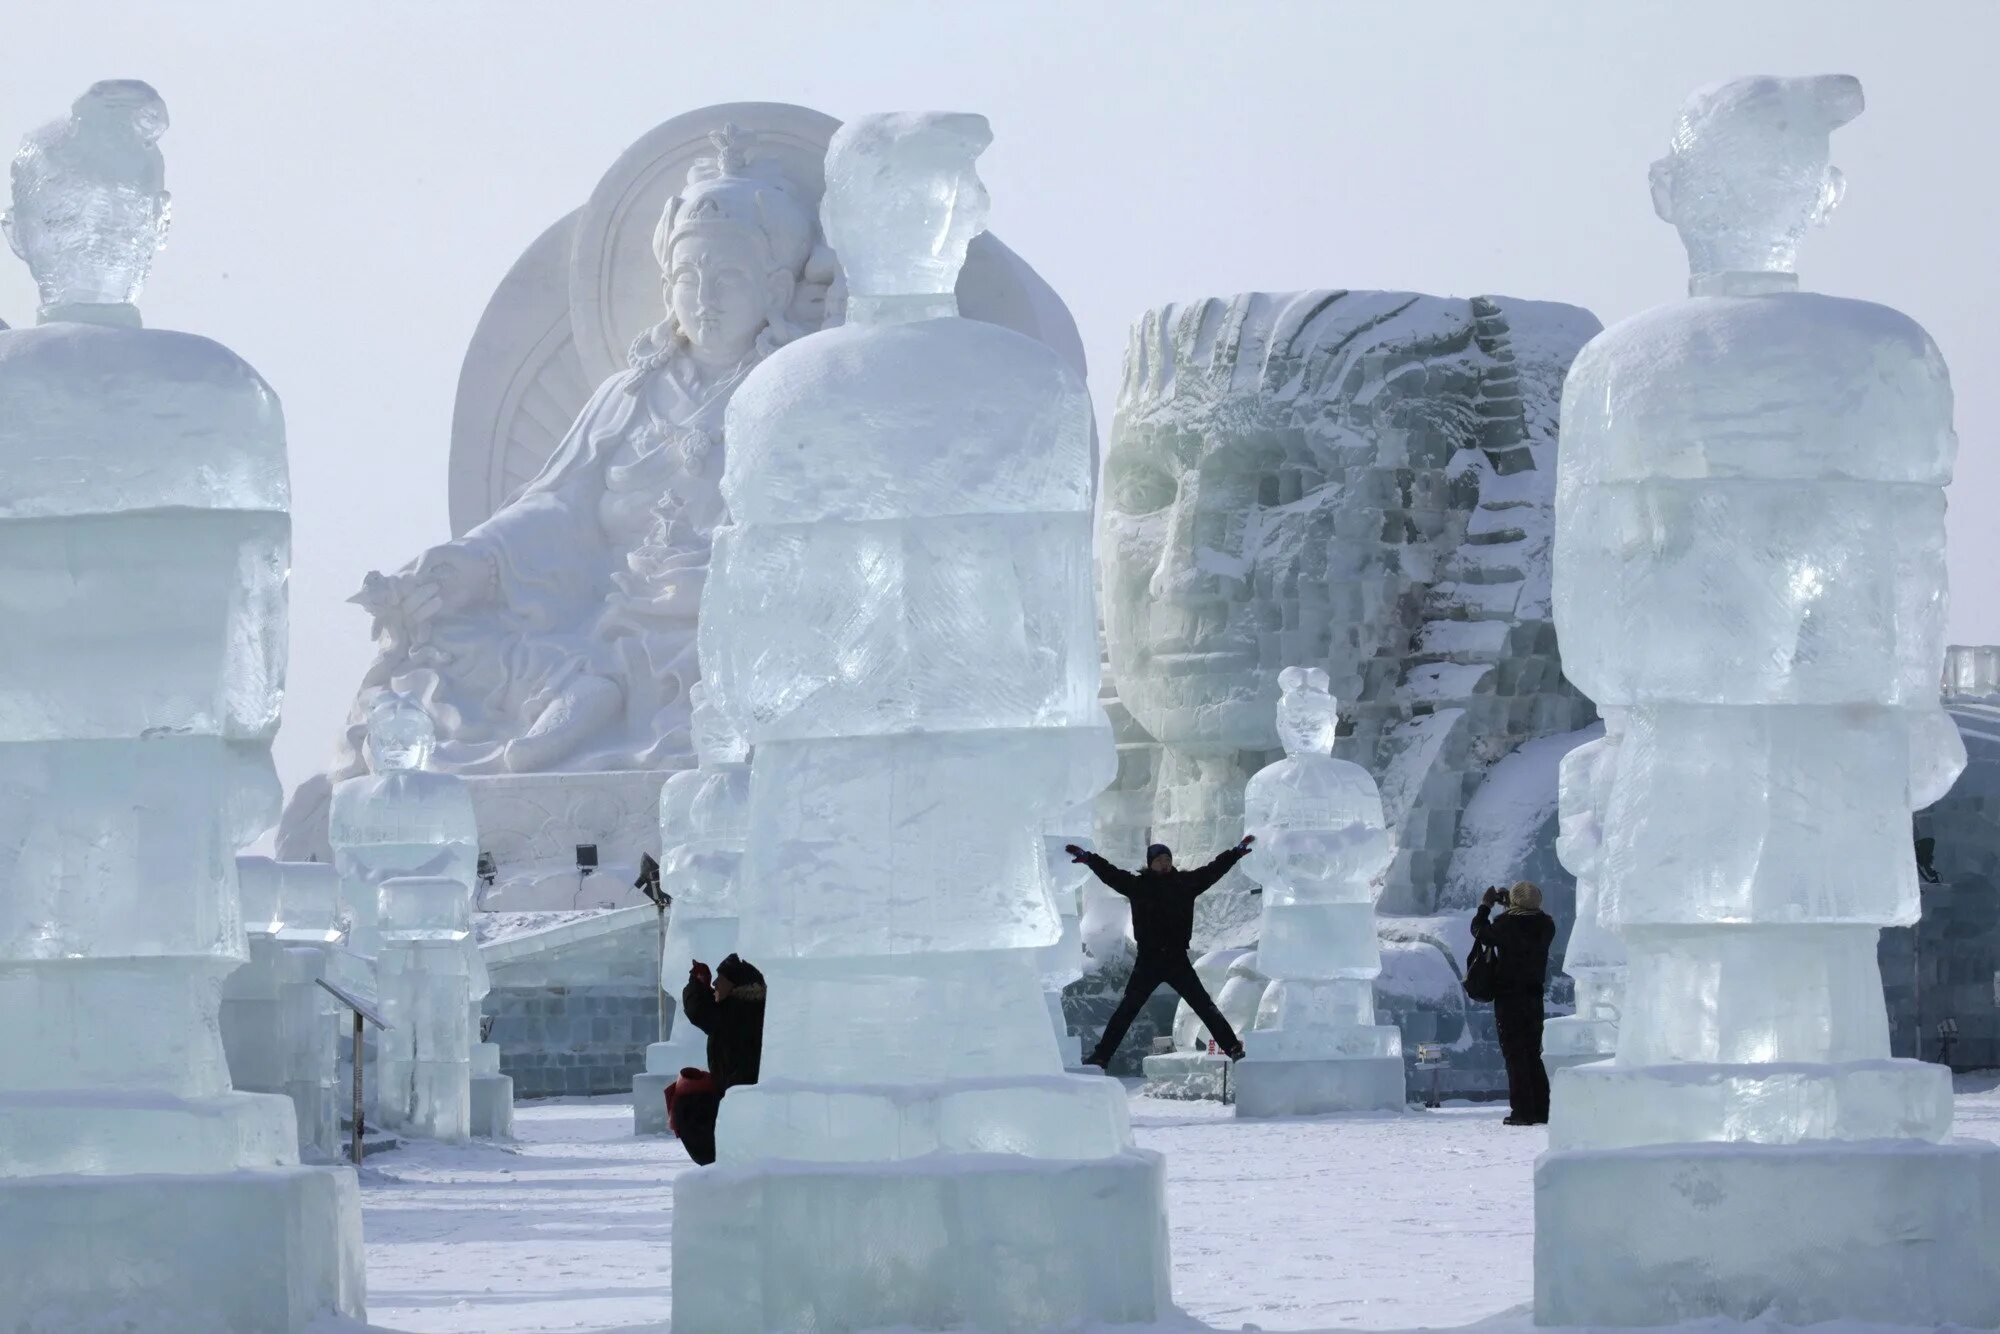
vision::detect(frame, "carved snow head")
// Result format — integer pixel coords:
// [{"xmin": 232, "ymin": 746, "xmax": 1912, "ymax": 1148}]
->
[
  {"xmin": 651, "ymin": 125, "xmax": 815, "ymax": 362},
  {"xmin": 1276, "ymin": 666, "xmax": 1337, "ymax": 756},
  {"xmin": 366, "ymin": 695, "xmax": 437, "ymax": 773},
  {"xmin": 1649, "ymin": 74, "xmax": 1862, "ymax": 291},
  {"xmin": 821, "ymin": 111, "xmax": 991, "ymax": 300},
  {"xmin": 4, "ymin": 80, "xmax": 171, "ymax": 319}
]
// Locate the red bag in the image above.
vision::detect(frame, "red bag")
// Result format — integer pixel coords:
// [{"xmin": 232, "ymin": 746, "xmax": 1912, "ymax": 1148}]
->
[{"xmin": 665, "ymin": 1067, "xmax": 716, "ymax": 1138}]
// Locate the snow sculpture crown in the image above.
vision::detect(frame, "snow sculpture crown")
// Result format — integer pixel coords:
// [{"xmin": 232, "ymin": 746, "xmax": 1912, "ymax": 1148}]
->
[
  {"xmin": 1650, "ymin": 74, "xmax": 1862, "ymax": 293},
  {"xmin": 821, "ymin": 111, "xmax": 992, "ymax": 300},
  {"xmin": 4, "ymin": 79, "xmax": 170, "ymax": 318},
  {"xmin": 653, "ymin": 124, "xmax": 814, "ymax": 278},
  {"xmin": 1276, "ymin": 665, "xmax": 1337, "ymax": 757},
  {"xmin": 366, "ymin": 694, "xmax": 437, "ymax": 772}
]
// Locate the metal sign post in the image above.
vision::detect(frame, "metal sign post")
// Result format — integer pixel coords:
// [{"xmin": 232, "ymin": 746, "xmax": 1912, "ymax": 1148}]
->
[
  {"xmin": 1415, "ymin": 1043, "xmax": 1448, "ymax": 1110},
  {"xmin": 317, "ymin": 977, "xmax": 392, "ymax": 1166}
]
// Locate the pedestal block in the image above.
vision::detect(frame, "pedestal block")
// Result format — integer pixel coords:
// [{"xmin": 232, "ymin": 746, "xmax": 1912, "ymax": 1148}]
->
[
  {"xmin": 671, "ymin": 1149, "xmax": 1170, "ymax": 1332},
  {"xmin": 1232, "ymin": 1054, "xmax": 1405, "ymax": 1117}
]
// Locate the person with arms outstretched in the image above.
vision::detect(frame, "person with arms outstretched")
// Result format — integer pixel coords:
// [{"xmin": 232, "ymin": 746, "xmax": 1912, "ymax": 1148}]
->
[{"xmin": 1067, "ymin": 837, "xmax": 1255, "ymax": 1069}]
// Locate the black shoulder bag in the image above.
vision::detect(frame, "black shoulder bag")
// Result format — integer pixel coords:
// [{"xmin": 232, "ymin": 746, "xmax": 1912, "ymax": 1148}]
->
[{"xmin": 1463, "ymin": 935, "xmax": 1500, "ymax": 1004}]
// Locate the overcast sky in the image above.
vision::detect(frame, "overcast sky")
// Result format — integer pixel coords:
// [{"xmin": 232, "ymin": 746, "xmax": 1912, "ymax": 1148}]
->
[{"xmin": 3, "ymin": 0, "xmax": 1993, "ymax": 806}]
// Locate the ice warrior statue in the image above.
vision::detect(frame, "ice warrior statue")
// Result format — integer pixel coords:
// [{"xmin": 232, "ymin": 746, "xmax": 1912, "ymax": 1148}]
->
[
  {"xmin": 672, "ymin": 111, "xmax": 1171, "ymax": 1330},
  {"xmin": 1536, "ymin": 75, "xmax": 2000, "ymax": 1325}
]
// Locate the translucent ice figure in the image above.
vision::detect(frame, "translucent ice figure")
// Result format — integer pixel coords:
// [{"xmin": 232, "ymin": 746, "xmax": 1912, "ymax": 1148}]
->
[
  {"xmin": 1231, "ymin": 668, "xmax": 1403, "ymax": 1115},
  {"xmin": 377, "ymin": 876, "xmax": 474, "ymax": 1141},
  {"xmin": 0, "ymin": 82, "xmax": 361, "ymax": 1325},
  {"xmin": 227, "ymin": 857, "xmax": 343, "ymax": 1161},
  {"xmin": 1540, "ymin": 717, "xmax": 1625, "ymax": 1071},
  {"xmin": 1038, "ymin": 798, "xmax": 1095, "ymax": 1066},
  {"xmin": 675, "ymin": 113, "xmax": 1169, "ymax": 1332},
  {"xmin": 1537, "ymin": 76, "xmax": 1999, "ymax": 1329}
]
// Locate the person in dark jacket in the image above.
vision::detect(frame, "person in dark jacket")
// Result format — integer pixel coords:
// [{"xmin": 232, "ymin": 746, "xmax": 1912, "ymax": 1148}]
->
[
  {"xmin": 1066, "ymin": 837, "xmax": 1255, "ymax": 1069},
  {"xmin": 671, "ymin": 952, "xmax": 766, "ymax": 1164},
  {"xmin": 1473, "ymin": 881, "xmax": 1556, "ymax": 1125}
]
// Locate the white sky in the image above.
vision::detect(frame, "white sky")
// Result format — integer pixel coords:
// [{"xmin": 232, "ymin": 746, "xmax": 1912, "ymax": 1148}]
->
[{"xmin": 3, "ymin": 0, "xmax": 1994, "ymax": 806}]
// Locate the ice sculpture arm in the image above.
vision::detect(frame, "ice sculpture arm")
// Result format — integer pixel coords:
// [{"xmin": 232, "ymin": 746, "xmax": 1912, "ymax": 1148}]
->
[
  {"xmin": 1187, "ymin": 844, "xmax": 1251, "ymax": 896},
  {"xmin": 1075, "ymin": 852, "xmax": 1139, "ymax": 897},
  {"xmin": 681, "ymin": 976, "xmax": 720, "ymax": 1035}
]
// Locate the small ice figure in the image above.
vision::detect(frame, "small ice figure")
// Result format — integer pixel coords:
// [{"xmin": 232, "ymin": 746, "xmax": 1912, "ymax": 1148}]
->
[
  {"xmin": 226, "ymin": 857, "xmax": 344, "ymax": 1162},
  {"xmin": 376, "ymin": 876, "xmax": 475, "ymax": 1142},
  {"xmin": 1232, "ymin": 667, "xmax": 1404, "ymax": 1116},
  {"xmin": 3, "ymin": 80, "xmax": 170, "ymax": 320},
  {"xmin": 1541, "ymin": 718, "xmax": 1626, "ymax": 1073},
  {"xmin": 1538, "ymin": 75, "xmax": 2000, "ymax": 1328}
]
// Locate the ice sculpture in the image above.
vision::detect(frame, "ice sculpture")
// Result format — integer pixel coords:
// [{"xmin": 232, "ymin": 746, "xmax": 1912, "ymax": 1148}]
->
[
  {"xmin": 226, "ymin": 857, "xmax": 344, "ymax": 1161},
  {"xmin": 1230, "ymin": 668, "xmax": 1403, "ymax": 1115},
  {"xmin": 376, "ymin": 876, "xmax": 475, "ymax": 1141},
  {"xmin": 0, "ymin": 81, "xmax": 363, "ymax": 1326},
  {"xmin": 1039, "ymin": 800, "xmax": 1095, "ymax": 1068},
  {"xmin": 673, "ymin": 112, "xmax": 1171, "ymax": 1331},
  {"xmin": 1540, "ymin": 718, "xmax": 1624, "ymax": 1075},
  {"xmin": 633, "ymin": 682, "xmax": 749, "ymax": 1133},
  {"xmin": 329, "ymin": 696, "xmax": 510, "ymax": 1135},
  {"xmin": 1537, "ymin": 75, "xmax": 2000, "ymax": 1326}
]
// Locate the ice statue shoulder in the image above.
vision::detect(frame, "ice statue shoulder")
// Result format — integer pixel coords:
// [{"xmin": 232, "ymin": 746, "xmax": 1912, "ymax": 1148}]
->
[
  {"xmin": 0, "ymin": 81, "xmax": 284, "ymax": 525},
  {"xmin": 721, "ymin": 112, "xmax": 1091, "ymax": 527},
  {"xmin": 1555, "ymin": 73, "xmax": 1955, "ymax": 713}
]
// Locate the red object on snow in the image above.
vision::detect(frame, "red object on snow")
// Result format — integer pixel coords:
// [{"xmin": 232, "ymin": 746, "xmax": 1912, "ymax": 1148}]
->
[{"xmin": 665, "ymin": 1067, "xmax": 716, "ymax": 1138}]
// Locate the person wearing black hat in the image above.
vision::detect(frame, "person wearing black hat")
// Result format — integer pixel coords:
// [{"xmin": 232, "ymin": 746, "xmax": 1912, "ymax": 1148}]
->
[
  {"xmin": 670, "ymin": 952, "xmax": 767, "ymax": 1164},
  {"xmin": 1063, "ymin": 836, "xmax": 1256, "ymax": 1069}
]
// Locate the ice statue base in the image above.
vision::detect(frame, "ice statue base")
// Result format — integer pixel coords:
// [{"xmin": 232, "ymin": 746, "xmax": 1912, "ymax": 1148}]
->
[
  {"xmin": 671, "ymin": 1149, "xmax": 1171, "ymax": 1332},
  {"xmin": 1535, "ymin": 1137, "xmax": 2000, "ymax": 1327},
  {"xmin": 1141, "ymin": 1050, "xmax": 1231, "ymax": 1101},
  {"xmin": 0, "ymin": 1164, "xmax": 366, "ymax": 1333},
  {"xmin": 471, "ymin": 1073, "xmax": 514, "ymax": 1138},
  {"xmin": 634, "ymin": 1037, "xmax": 705, "ymax": 1135},
  {"xmin": 1232, "ymin": 1055, "xmax": 1406, "ymax": 1117}
]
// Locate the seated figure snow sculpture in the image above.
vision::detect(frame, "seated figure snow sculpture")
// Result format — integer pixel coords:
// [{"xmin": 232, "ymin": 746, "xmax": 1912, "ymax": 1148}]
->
[
  {"xmin": 0, "ymin": 80, "xmax": 363, "ymax": 1327},
  {"xmin": 1537, "ymin": 74, "xmax": 2000, "ymax": 1327},
  {"xmin": 674, "ymin": 112, "xmax": 1170, "ymax": 1332},
  {"xmin": 632, "ymin": 681, "xmax": 749, "ymax": 1134},
  {"xmin": 1540, "ymin": 715, "xmax": 1625, "ymax": 1077},
  {"xmin": 1232, "ymin": 668, "xmax": 1403, "ymax": 1115}
]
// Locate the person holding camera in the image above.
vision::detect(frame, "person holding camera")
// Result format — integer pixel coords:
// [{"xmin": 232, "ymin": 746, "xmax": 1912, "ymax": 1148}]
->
[
  {"xmin": 1473, "ymin": 881, "xmax": 1556, "ymax": 1125},
  {"xmin": 668, "ymin": 953, "xmax": 767, "ymax": 1165}
]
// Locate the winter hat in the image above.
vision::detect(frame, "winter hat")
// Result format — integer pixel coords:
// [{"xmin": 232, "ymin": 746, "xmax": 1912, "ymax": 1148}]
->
[
  {"xmin": 1507, "ymin": 881, "xmax": 1543, "ymax": 913},
  {"xmin": 717, "ymin": 953, "xmax": 765, "ymax": 988},
  {"xmin": 1146, "ymin": 843, "xmax": 1172, "ymax": 863}
]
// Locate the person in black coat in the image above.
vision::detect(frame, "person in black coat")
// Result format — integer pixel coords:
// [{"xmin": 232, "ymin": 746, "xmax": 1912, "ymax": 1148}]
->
[
  {"xmin": 672, "ymin": 953, "xmax": 766, "ymax": 1164},
  {"xmin": 1473, "ymin": 881, "xmax": 1556, "ymax": 1125},
  {"xmin": 1066, "ymin": 837, "xmax": 1255, "ymax": 1069}
]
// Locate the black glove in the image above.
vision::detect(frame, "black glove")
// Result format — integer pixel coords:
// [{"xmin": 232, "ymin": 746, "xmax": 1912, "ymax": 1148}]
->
[
  {"xmin": 1064, "ymin": 843, "xmax": 1088, "ymax": 863},
  {"xmin": 1237, "ymin": 834, "xmax": 1257, "ymax": 850}
]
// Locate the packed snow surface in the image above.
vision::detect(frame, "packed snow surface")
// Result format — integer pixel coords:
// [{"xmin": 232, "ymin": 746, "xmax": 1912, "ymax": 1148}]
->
[{"xmin": 352, "ymin": 1079, "xmax": 2000, "ymax": 1332}]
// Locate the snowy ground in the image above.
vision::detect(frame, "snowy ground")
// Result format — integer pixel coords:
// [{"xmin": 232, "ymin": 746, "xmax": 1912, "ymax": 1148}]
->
[{"xmin": 356, "ymin": 1079, "xmax": 2000, "ymax": 1333}]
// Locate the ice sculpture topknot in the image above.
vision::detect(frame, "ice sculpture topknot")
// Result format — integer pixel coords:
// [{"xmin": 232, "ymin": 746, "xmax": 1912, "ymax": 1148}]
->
[
  {"xmin": 821, "ymin": 111, "xmax": 992, "ymax": 309},
  {"xmin": 3, "ymin": 79, "xmax": 171, "ymax": 321},
  {"xmin": 1650, "ymin": 74, "xmax": 1862, "ymax": 294}
]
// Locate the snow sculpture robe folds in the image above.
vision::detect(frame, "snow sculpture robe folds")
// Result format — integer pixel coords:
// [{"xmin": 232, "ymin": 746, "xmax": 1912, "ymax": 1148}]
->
[
  {"xmin": 0, "ymin": 81, "xmax": 364, "ymax": 1331},
  {"xmin": 1535, "ymin": 74, "xmax": 2000, "ymax": 1327},
  {"xmin": 671, "ymin": 112, "xmax": 1172, "ymax": 1332}
]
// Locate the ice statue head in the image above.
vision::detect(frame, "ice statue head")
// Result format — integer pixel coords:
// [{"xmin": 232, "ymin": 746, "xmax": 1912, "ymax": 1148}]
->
[
  {"xmin": 688, "ymin": 681, "xmax": 748, "ymax": 767},
  {"xmin": 821, "ymin": 111, "xmax": 992, "ymax": 302},
  {"xmin": 4, "ymin": 80, "xmax": 171, "ymax": 321},
  {"xmin": 1649, "ymin": 74, "xmax": 1862, "ymax": 292},
  {"xmin": 366, "ymin": 695, "xmax": 437, "ymax": 773},
  {"xmin": 1276, "ymin": 666, "xmax": 1337, "ymax": 757},
  {"xmin": 651, "ymin": 125, "xmax": 815, "ymax": 366}
]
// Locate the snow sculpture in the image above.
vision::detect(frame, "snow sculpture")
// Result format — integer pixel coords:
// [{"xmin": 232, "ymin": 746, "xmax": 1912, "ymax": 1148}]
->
[
  {"xmin": 0, "ymin": 81, "xmax": 363, "ymax": 1327},
  {"xmin": 329, "ymin": 697, "xmax": 510, "ymax": 1134},
  {"xmin": 1102, "ymin": 290, "xmax": 1599, "ymax": 944},
  {"xmin": 1232, "ymin": 668, "xmax": 1404, "ymax": 1115},
  {"xmin": 225, "ymin": 857, "xmax": 344, "ymax": 1161},
  {"xmin": 376, "ymin": 876, "xmax": 475, "ymax": 1141},
  {"xmin": 632, "ymin": 681, "xmax": 749, "ymax": 1133},
  {"xmin": 1537, "ymin": 75, "xmax": 2000, "ymax": 1326},
  {"xmin": 674, "ymin": 112, "xmax": 1170, "ymax": 1331},
  {"xmin": 1540, "ymin": 717, "xmax": 1624, "ymax": 1075}
]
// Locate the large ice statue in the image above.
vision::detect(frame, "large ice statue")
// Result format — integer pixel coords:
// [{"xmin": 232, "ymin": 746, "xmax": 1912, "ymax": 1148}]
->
[
  {"xmin": 674, "ymin": 112, "xmax": 1171, "ymax": 1330},
  {"xmin": 632, "ymin": 682, "xmax": 749, "ymax": 1134},
  {"xmin": 1540, "ymin": 717, "xmax": 1624, "ymax": 1075},
  {"xmin": 0, "ymin": 81, "xmax": 363, "ymax": 1328},
  {"xmin": 1233, "ymin": 668, "xmax": 1403, "ymax": 1115},
  {"xmin": 1537, "ymin": 75, "xmax": 2000, "ymax": 1326},
  {"xmin": 329, "ymin": 696, "xmax": 510, "ymax": 1135}
]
